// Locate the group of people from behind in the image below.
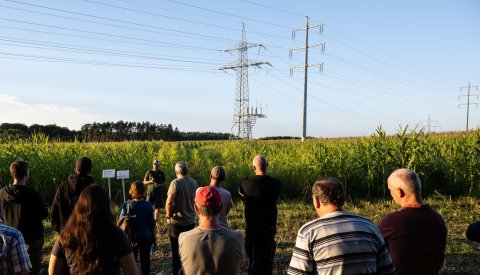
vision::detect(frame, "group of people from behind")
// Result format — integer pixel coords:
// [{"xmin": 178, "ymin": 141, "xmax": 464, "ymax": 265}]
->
[
  {"xmin": 0, "ymin": 155, "xmax": 479, "ymax": 275},
  {"xmin": 288, "ymin": 168, "xmax": 450, "ymax": 275}
]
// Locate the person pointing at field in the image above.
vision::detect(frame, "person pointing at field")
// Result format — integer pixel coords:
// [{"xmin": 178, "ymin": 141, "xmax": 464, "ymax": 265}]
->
[{"xmin": 239, "ymin": 155, "xmax": 281, "ymax": 275}]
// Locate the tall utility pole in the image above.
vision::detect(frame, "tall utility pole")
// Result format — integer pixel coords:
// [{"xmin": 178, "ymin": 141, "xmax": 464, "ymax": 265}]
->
[
  {"xmin": 290, "ymin": 16, "xmax": 324, "ymax": 142},
  {"xmin": 459, "ymin": 82, "xmax": 479, "ymax": 133},
  {"xmin": 421, "ymin": 114, "xmax": 440, "ymax": 133},
  {"xmin": 220, "ymin": 24, "xmax": 270, "ymax": 140}
]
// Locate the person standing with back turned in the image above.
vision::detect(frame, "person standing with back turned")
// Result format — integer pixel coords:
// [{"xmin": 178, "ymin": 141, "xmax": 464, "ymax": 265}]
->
[
  {"xmin": 239, "ymin": 155, "xmax": 281, "ymax": 275},
  {"xmin": 50, "ymin": 157, "xmax": 95, "ymax": 232},
  {"xmin": 178, "ymin": 186, "xmax": 244, "ymax": 275},
  {"xmin": 209, "ymin": 166, "xmax": 233, "ymax": 228},
  {"xmin": 287, "ymin": 177, "xmax": 395, "ymax": 275},
  {"xmin": 379, "ymin": 168, "xmax": 447, "ymax": 275},
  {"xmin": 165, "ymin": 161, "xmax": 198, "ymax": 275},
  {"xmin": 0, "ymin": 161, "xmax": 48, "ymax": 275}
]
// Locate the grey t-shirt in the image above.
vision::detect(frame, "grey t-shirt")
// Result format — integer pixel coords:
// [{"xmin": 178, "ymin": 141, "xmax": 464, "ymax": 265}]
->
[
  {"xmin": 167, "ymin": 176, "xmax": 198, "ymax": 226},
  {"xmin": 179, "ymin": 227, "xmax": 244, "ymax": 275},
  {"xmin": 216, "ymin": 187, "xmax": 233, "ymax": 228}
]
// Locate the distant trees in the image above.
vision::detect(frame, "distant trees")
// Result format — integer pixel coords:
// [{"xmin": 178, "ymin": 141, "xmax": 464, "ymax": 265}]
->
[
  {"xmin": 0, "ymin": 123, "xmax": 80, "ymax": 141},
  {"xmin": 81, "ymin": 121, "xmax": 182, "ymax": 141},
  {"xmin": 1, "ymin": 121, "xmax": 229, "ymax": 142}
]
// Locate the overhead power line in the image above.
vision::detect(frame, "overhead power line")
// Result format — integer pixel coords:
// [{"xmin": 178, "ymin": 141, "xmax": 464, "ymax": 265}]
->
[
  {"xmin": 322, "ymin": 33, "xmax": 456, "ymax": 89},
  {"xmin": 0, "ymin": 36, "xmax": 225, "ymax": 65},
  {"xmin": 323, "ymin": 52, "xmax": 452, "ymax": 98},
  {"xmin": 0, "ymin": 17, "xmax": 222, "ymax": 51},
  {"xmin": 3, "ymin": 0, "xmax": 236, "ymax": 42},
  {"xmin": 239, "ymin": 0, "xmax": 305, "ymax": 17},
  {"xmin": 321, "ymin": 24, "xmax": 464, "ymax": 83},
  {"xmin": 0, "ymin": 51, "xmax": 217, "ymax": 72},
  {"xmin": 165, "ymin": 0, "xmax": 293, "ymax": 29},
  {"xmin": 231, "ymin": 0, "xmax": 463, "ymax": 86},
  {"xmin": 82, "ymin": 0, "xmax": 293, "ymax": 41},
  {"xmin": 0, "ymin": 5, "xmax": 229, "ymax": 43}
]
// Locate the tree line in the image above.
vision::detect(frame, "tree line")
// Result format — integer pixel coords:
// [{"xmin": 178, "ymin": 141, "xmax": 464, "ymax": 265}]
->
[{"xmin": 0, "ymin": 121, "xmax": 230, "ymax": 141}]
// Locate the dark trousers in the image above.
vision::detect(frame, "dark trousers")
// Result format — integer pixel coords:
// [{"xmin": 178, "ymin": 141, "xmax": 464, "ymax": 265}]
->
[
  {"xmin": 169, "ymin": 223, "xmax": 195, "ymax": 275},
  {"xmin": 26, "ymin": 238, "xmax": 44, "ymax": 275},
  {"xmin": 133, "ymin": 237, "xmax": 153, "ymax": 275},
  {"xmin": 245, "ymin": 229, "xmax": 276, "ymax": 275}
]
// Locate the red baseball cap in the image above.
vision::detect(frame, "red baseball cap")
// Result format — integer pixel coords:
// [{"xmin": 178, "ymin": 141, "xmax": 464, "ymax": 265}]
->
[{"xmin": 195, "ymin": 186, "xmax": 222, "ymax": 207}]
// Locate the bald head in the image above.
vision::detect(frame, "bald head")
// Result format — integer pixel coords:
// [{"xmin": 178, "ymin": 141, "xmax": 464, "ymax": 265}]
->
[
  {"xmin": 388, "ymin": 168, "xmax": 422, "ymax": 197},
  {"xmin": 252, "ymin": 155, "xmax": 268, "ymax": 173}
]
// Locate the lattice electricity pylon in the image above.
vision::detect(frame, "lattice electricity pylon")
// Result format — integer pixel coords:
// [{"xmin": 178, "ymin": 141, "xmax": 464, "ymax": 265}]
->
[{"xmin": 219, "ymin": 23, "xmax": 270, "ymax": 140}]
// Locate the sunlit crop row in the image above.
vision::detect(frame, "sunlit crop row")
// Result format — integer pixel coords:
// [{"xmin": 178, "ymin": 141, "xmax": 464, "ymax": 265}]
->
[{"xmin": 1, "ymin": 127, "xmax": 479, "ymax": 204}]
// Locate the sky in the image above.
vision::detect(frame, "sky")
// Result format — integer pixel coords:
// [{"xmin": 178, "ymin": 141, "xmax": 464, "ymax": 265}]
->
[{"xmin": 0, "ymin": 0, "xmax": 479, "ymax": 138}]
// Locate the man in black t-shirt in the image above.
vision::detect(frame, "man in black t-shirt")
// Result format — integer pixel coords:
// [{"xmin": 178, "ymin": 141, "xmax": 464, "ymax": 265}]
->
[
  {"xmin": 239, "ymin": 155, "xmax": 281, "ymax": 275},
  {"xmin": 144, "ymin": 159, "xmax": 166, "ymax": 221}
]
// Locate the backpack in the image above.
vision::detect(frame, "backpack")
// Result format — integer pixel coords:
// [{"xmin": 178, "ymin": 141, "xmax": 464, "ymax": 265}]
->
[{"xmin": 118, "ymin": 200, "xmax": 137, "ymax": 247}]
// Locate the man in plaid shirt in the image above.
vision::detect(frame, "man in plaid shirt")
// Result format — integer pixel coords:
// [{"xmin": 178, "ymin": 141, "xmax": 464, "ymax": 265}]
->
[
  {"xmin": 0, "ymin": 199, "xmax": 32, "ymax": 275},
  {"xmin": 0, "ymin": 214, "xmax": 31, "ymax": 274}
]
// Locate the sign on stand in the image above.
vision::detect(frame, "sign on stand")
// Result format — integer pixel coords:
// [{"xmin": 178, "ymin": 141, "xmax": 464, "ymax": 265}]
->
[
  {"xmin": 102, "ymin": 169, "xmax": 116, "ymax": 198},
  {"xmin": 116, "ymin": 170, "xmax": 130, "ymax": 202}
]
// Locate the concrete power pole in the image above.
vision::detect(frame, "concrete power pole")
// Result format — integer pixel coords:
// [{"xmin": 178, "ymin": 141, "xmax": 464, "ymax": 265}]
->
[
  {"xmin": 220, "ymin": 23, "xmax": 270, "ymax": 140},
  {"xmin": 459, "ymin": 82, "xmax": 479, "ymax": 133},
  {"xmin": 290, "ymin": 16, "xmax": 324, "ymax": 142}
]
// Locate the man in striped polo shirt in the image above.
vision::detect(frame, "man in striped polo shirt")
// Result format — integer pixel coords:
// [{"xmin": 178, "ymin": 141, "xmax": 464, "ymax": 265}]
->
[{"xmin": 287, "ymin": 177, "xmax": 395, "ymax": 275}]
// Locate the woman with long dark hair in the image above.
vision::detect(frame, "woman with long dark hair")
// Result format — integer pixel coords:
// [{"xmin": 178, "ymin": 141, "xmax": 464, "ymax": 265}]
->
[
  {"xmin": 48, "ymin": 184, "xmax": 138, "ymax": 275},
  {"xmin": 120, "ymin": 180, "xmax": 155, "ymax": 275}
]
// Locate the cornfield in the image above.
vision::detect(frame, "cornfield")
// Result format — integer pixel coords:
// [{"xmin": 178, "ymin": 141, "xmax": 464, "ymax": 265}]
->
[{"xmin": 0, "ymin": 127, "xmax": 479, "ymax": 205}]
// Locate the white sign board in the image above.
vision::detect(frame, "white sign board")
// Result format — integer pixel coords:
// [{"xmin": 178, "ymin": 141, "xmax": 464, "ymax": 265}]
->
[
  {"xmin": 116, "ymin": 170, "xmax": 130, "ymax": 179},
  {"xmin": 102, "ymin": 169, "xmax": 116, "ymax": 178}
]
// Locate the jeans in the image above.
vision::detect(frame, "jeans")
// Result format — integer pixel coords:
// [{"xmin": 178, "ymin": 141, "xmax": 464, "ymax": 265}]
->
[
  {"xmin": 133, "ymin": 237, "xmax": 153, "ymax": 275},
  {"xmin": 169, "ymin": 223, "xmax": 195, "ymax": 275}
]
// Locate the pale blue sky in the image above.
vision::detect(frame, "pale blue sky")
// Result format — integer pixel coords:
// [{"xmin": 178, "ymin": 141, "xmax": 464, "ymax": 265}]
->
[{"xmin": 0, "ymin": 0, "xmax": 479, "ymax": 138}]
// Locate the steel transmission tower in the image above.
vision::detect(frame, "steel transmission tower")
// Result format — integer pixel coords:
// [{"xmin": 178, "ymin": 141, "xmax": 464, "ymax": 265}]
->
[
  {"xmin": 421, "ymin": 114, "xmax": 440, "ymax": 133},
  {"xmin": 220, "ymin": 24, "xmax": 271, "ymax": 140}
]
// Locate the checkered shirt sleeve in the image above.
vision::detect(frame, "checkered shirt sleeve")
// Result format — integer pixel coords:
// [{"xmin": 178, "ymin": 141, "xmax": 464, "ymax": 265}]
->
[{"xmin": 0, "ymin": 223, "xmax": 32, "ymax": 273}]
